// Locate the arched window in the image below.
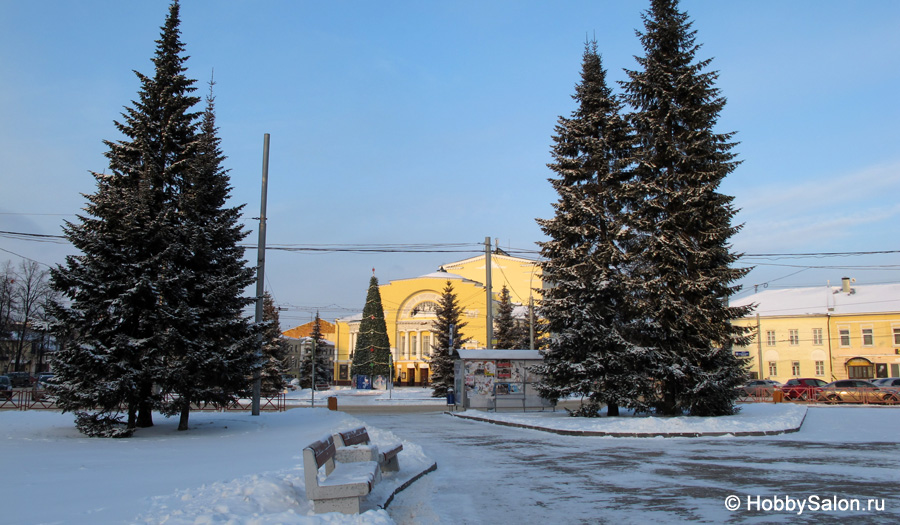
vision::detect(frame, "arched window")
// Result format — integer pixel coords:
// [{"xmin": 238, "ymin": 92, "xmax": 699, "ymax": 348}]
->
[{"xmin": 410, "ymin": 301, "xmax": 439, "ymax": 317}]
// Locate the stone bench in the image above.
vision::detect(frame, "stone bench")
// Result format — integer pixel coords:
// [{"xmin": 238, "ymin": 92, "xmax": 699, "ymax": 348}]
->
[
  {"xmin": 334, "ymin": 426, "xmax": 403, "ymax": 473},
  {"xmin": 302, "ymin": 434, "xmax": 381, "ymax": 514}
]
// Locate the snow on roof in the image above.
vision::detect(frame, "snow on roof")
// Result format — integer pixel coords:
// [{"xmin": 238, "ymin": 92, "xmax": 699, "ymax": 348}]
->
[
  {"xmin": 418, "ymin": 270, "xmax": 469, "ymax": 280},
  {"xmin": 457, "ymin": 349, "xmax": 543, "ymax": 360},
  {"xmin": 730, "ymin": 282, "xmax": 900, "ymax": 317}
]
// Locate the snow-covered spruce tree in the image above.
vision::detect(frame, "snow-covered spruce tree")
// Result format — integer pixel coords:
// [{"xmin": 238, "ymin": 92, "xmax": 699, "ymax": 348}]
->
[
  {"xmin": 50, "ymin": 1, "xmax": 199, "ymax": 433},
  {"xmin": 259, "ymin": 292, "xmax": 288, "ymax": 394},
  {"xmin": 534, "ymin": 40, "xmax": 645, "ymax": 417},
  {"xmin": 299, "ymin": 311, "xmax": 333, "ymax": 389},
  {"xmin": 351, "ymin": 276, "xmax": 392, "ymax": 383},
  {"xmin": 493, "ymin": 285, "xmax": 518, "ymax": 350},
  {"xmin": 429, "ymin": 280, "xmax": 470, "ymax": 398},
  {"xmin": 514, "ymin": 300, "xmax": 548, "ymax": 351},
  {"xmin": 621, "ymin": 0, "xmax": 752, "ymax": 416},
  {"xmin": 157, "ymin": 81, "xmax": 257, "ymax": 430}
]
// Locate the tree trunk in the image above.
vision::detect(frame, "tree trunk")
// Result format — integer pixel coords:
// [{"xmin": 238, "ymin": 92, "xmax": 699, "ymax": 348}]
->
[
  {"xmin": 658, "ymin": 383, "xmax": 679, "ymax": 416},
  {"xmin": 136, "ymin": 381, "xmax": 154, "ymax": 427},
  {"xmin": 127, "ymin": 405, "xmax": 137, "ymax": 429},
  {"xmin": 178, "ymin": 400, "xmax": 190, "ymax": 431},
  {"xmin": 607, "ymin": 402, "xmax": 620, "ymax": 417}
]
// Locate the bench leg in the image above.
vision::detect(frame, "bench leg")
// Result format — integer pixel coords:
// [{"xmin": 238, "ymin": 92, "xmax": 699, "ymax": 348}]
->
[
  {"xmin": 381, "ymin": 455, "xmax": 400, "ymax": 472},
  {"xmin": 313, "ymin": 496, "xmax": 362, "ymax": 514}
]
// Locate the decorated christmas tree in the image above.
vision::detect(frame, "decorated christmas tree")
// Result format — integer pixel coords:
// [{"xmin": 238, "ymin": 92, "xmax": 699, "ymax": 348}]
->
[{"xmin": 351, "ymin": 274, "xmax": 392, "ymax": 386}]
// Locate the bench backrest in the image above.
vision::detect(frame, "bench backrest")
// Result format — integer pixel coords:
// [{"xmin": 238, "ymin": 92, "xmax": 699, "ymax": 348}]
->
[
  {"xmin": 338, "ymin": 427, "xmax": 370, "ymax": 447},
  {"xmin": 305, "ymin": 435, "xmax": 337, "ymax": 474}
]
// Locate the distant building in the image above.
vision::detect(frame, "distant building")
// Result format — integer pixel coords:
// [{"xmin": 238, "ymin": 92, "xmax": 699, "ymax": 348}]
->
[
  {"xmin": 730, "ymin": 278, "xmax": 900, "ymax": 382},
  {"xmin": 333, "ymin": 253, "xmax": 543, "ymax": 386},
  {"xmin": 282, "ymin": 336, "xmax": 335, "ymax": 381}
]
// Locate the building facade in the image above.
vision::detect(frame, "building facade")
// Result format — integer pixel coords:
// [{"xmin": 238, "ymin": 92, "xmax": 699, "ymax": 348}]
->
[
  {"xmin": 730, "ymin": 278, "xmax": 900, "ymax": 383},
  {"xmin": 333, "ymin": 253, "xmax": 543, "ymax": 386}
]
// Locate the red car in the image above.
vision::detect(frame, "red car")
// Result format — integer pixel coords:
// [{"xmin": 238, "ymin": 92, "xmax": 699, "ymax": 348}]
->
[{"xmin": 780, "ymin": 378, "xmax": 828, "ymax": 401}]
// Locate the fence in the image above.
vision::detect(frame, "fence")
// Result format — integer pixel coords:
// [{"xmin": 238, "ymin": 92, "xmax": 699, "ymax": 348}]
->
[
  {"xmin": 736, "ymin": 387, "xmax": 900, "ymax": 405},
  {"xmin": 0, "ymin": 390, "xmax": 286, "ymax": 412}
]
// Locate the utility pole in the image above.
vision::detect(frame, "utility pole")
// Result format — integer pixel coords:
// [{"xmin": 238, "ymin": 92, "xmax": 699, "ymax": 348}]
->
[
  {"xmin": 529, "ymin": 296, "xmax": 535, "ymax": 350},
  {"xmin": 310, "ymin": 336, "xmax": 316, "ymax": 408},
  {"xmin": 252, "ymin": 134, "xmax": 270, "ymax": 416},
  {"xmin": 485, "ymin": 236, "xmax": 492, "ymax": 349}
]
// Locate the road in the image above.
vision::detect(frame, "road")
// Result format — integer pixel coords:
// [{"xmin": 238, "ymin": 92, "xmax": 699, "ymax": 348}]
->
[{"xmin": 350, "ymin": 408, "xmax": 900, "ymax": 524}]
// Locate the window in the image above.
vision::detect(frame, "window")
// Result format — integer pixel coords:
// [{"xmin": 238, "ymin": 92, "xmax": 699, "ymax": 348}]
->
[
  {"xmin": 894, "ymin": 328, "xmax": 900, "ymax": 345},
  {"xmin": 862, "ymin": 328, "xmax": 874, "ymax": 347},
  {"xmin": 812, "ymin": 328, "xmax": 823, "ymax": 346},
  {"xmin": 400, "ymin": 335, "xmax": 407, "ymax": 358},
  {"xmin": 791, "ymin": 361, "xmax": 800, "ymax": 376},
  {"xmin": 768, "ymin": 361, "xmax": 777, "ymax": 376},
  {"xmin": 766, "ymin": 331, "xmax": 776, "ymax": 346},
  {"xmin": 815, "ymin": 361, "xmax": 825, "ymax": 376},
  {"xmin": 839, "ymin": 329, "xmax": 851, "ymax": 347},
  {"xmin": 789, "ymin": 329, "xmax": 799, "ymax": 345},
  {"xmin": 849, "ymin": 365, "xmax": 873, "ymax": 379}
]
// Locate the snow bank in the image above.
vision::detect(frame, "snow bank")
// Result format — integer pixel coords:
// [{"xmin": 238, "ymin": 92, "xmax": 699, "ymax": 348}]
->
[
  {"xmin": 0, "ymin": 408, "xmax": 434, "ymax": 524},
  {"xmin": 452, "ymin": 403, "xmax": 808, "ymax": 436}
]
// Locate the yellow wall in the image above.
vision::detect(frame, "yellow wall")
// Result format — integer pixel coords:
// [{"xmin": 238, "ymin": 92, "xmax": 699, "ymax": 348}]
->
[
  {"xmin": 442, "ymin": 253, "xmax": 542, "ymax": 306},
  {"xmin": 829, "ymin": 313, "xmax": 900, "ymax": 380},
  {"xmin": 732, "ymin": 315, "xmax": 833, "ymax": 383}
]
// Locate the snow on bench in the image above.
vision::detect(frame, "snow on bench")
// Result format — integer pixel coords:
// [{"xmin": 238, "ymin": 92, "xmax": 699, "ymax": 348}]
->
[
  {"xmin": 302, "ymin": 434, "xmax": 381, "ymax": 514},
  {"xmin": 333, "ymin": 426, "xmax": 404, "ymax": 473}
]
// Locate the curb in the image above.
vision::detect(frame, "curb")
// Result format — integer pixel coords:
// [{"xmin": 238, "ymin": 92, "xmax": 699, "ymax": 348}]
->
[
  {"xmin": 445, "ymin": 409, "xmax": 807, "ymax": 438},
  {"xmin": 380, "ymin": 461, "xmax": 438, "ymax": 510}
]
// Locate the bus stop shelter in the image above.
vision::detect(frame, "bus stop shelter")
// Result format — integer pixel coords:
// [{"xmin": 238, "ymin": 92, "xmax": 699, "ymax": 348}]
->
[{"xmin": 453, "ymin": 349, "xmax": 551, "ymax": 411}]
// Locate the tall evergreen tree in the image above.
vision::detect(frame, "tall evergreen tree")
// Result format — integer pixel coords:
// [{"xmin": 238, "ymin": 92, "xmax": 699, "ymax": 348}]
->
[
  {"xmin": 493, "ymin": 285, "xmax": 518, "ymax": 349},
  {"xmin": 535, "ymin": 40, "xmax": 643, "ymax": 417},
  {"xmin": 351, "ymin": 275, "xmax": 392, "ymax": 382},
  {"xmin": 621, "ymin": 0, "xmax": 752, "ymax": 416},
  {"xmin": 157, "ymin": 80, "xmax": 257, "ymax": 430},
  {"xmin": 429, "ymin": 280, "xmax": 470, "ymax": 398},
  {"xmin": 514, "ymin": 300, "xmax": 548, "ymax": 351},
  {"xmin": 299, "ymin": 311, "xmax": 333, "ymax": 389},
  {"xmin": 51, "ymin": 1, "xmax": 200, "ymax": 434},
  {"xmin": 259, "ymin": 292, "xmax": 288, "ymax": 393}
]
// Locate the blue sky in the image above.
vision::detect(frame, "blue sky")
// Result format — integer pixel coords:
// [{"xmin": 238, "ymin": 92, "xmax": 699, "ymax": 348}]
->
[{"xmin": 2, "ymin": 0, "xmax": 899, "ymax": 326}]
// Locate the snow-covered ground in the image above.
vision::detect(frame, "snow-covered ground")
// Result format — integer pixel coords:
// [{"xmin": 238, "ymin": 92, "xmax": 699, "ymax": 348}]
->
[{"xmin": 2, "ymin": 389, "xmax": 898, "ymax": 524}]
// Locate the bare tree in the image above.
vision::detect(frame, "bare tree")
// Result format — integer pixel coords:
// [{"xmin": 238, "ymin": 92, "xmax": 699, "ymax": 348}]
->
[
  {"xmin": 12, "ymin": 260, "xmax": 53, "ymax": 372},
  {"xmin": 0, "ymin": 261, "xmax": 15, "ymax": 367}
]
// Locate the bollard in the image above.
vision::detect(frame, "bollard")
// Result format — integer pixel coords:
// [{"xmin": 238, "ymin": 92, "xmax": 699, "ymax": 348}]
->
[{"xmin": 327, "ymin": 396, "xmax": 338, "ymax": 411}]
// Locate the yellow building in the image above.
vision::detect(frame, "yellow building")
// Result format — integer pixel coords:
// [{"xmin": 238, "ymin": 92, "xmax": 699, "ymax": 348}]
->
[
  {"xmin": 333, "ymin": 253, "xmax": 542, "ymax": 386},
  {"xmin": 731, "ymin": 278, "xmax": 900, "ymax": 383}
]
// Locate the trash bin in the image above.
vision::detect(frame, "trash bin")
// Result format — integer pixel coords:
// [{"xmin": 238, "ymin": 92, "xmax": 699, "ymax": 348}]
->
[
  {"xmin": 327, "ymin": 397, "xmax": 338, "ymax": 411},
  {"xmin": 772, "ymin": 390, "xmax": 783, "ymax": 403},
  {"xmin": 447, "ymin": 389, "xmax": 455, "ymax": 409}
]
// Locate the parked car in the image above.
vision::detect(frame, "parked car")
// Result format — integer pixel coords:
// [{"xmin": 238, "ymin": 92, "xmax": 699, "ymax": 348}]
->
[
  {"xmin": 871, "ymin": 378, "xmax": 900, "ymax": 399},
  {"xmin": 737, "ymin": 379, "xmax": 782, "ymax": 397},
  {"xmin": 780, "ymin": 378, "xmax": 828, "ymax": 401},
  {"xmin": 31, "ymin": 375, "xmax": 57, "ymax": 402},
  {"xmin": 6, "ymin": 371, "xmax": 33, "ymax": 388},
  {"xmin": 0, "ymin": 375, "xmax": 12, "ymax": 399},
  {"xmin": 815, "ymin": 380, "xmax": 899, "ymax": 404}
]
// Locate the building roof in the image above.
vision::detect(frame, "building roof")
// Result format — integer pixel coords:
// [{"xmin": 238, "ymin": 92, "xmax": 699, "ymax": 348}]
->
[
  {"xmin": 282, "ymin": 319, "xmax": 336, "ymax": 339},
  {"xmin": 730, "ymin": 282, "xmax": 900, "ymax": 317},
  {"xmin": 457, "ymin": 349, "xmax": 543, "ymax": 360}
]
